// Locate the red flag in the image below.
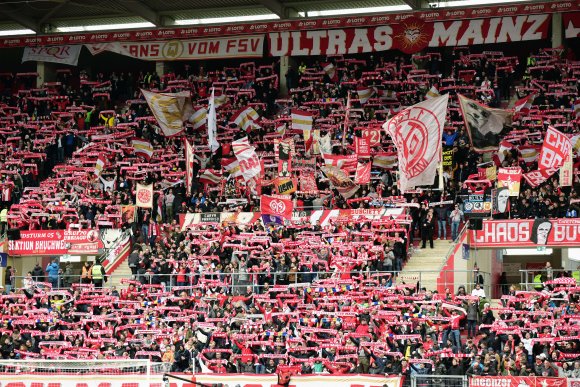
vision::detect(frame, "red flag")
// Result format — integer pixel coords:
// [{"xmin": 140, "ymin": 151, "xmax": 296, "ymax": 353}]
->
[
  {"xmin": 354, "ymin": 162, "xmax": 371, "ymax": 185},
  {"xmin": 354, "ymin": 137, "xmax": 370, "ymax": 158},
  {"xmin": 260, "ymin": 195, "xmax": 293, "ymax": 219}
]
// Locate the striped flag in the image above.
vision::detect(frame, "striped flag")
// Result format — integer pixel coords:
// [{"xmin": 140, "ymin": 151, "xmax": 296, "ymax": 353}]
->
[
  {"xmin": 131, "ymin": 137, "xmax": 154, "ymax": 160},
  {"xmin": 188, "ymin": 107, "xmax": 207, "ymax": 129},
  {"xmin": 518, "ymin": 144, "xmax": 540, "ymax": 165},
  {"xmin": 185, "ymin": 139, "xmax": 195, "ymax": 196},
  {"xmin": 214, "ymin": 92, "xmax": 227, "ymax": 108},
  {"xmin": 199, "ymin": 169, "xmax": 222, "ymax": 185},
  {"xmin": 356, "ymin": 86, "xmax": 375, "ymax": 104},
  {"xmin": 372, "ymin": 152, "xmax": 398, "ymax": 169},
  {"xmin": 425, "ymin": 86, "xmax": 440, "ymax": 100},
  {"xmin": 222, "ymin": 157, "xmax": 241, "ymax": 178},
  {"xmin": 322, "ymin": 153, "xmax": 358, "ymax": 172},
  {"xmin": 570, "ymin": 134, "xmax": 580, "ymax": 154},
  {"xmin": 232, "ymin": 106, "xmax": 260, "ymax": 131},
  {"xmin": 276, "ymin": 122, "xmax": 286, "ymax": 135},
  {"xmin": 94, "ymin": 154, "xmax": 106, "ymax": 176},
  {"xmin": 322, "ymin": 62, "xmax": 337, "ymax": 82},
  {"xmin": 574, "ymin": 99, "xmax": 580, "ymax": 119},
  {"xmin": 291, "ymin": 109, "xmax": 313, "ymax": 131}
]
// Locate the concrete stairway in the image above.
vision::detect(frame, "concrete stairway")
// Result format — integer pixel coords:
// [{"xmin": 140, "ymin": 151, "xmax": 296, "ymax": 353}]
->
[
  {"xmin": 109, "ymin": 259, "xmax": 132, "ymax": 289},
  {"xmin": 398, "ymin": 240, "xmax": 452, "ymax": 291}
]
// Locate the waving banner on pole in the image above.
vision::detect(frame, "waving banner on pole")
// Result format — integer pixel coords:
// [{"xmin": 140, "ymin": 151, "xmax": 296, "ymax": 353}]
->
[
  {"xmin": 232, "ymin": 137, "xmax": 261, "ymax": 182},
  {"xmin": 383, "ymin": 94, "xmax": 449, "ymax": 192},
  {"xmin": 141, "ymin": 89, "xmax": 193, "ymax": 137}
]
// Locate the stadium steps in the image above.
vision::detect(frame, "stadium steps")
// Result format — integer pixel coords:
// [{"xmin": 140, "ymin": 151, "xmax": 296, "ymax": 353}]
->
[
  {"xmin": 398, "ymin": 241, "xmax": 451, "ymax": 291},
  {"xmin": 108, "ymin": 258, "xmax": 132, "ymax": 289}
]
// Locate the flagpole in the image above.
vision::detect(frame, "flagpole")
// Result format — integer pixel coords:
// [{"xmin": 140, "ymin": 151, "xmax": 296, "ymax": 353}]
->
[{"xmin": 342, "ymin": 91, "xmax": 351, "ymax": 148}]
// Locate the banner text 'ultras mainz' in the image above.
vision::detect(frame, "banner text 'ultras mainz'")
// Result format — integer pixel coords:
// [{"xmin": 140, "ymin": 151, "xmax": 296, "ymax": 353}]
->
[{"xmin": 268, "ymin": 14, "xmax": 550, "ymax": 55}]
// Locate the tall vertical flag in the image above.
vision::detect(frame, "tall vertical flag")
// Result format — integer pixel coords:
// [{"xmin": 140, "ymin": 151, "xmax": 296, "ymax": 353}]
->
[
  {"xmin": 141, "ymin": 89, "xmax": 194, "ymax": 137},
  {"xmin": 383, "ymin": 94, "xmax": 449, "ymax": 192},
  {"xmin": 156, "ymin": 192, "xmax": 163, "ymax": 223},
  {"xmin": 342, "ymin": 93, "xmax": 351, "ymax": 147},
  {"xmin": 131, "ymin": 138, "xmax": 154, "ymax": 160},
  {"xmin": 574, "ymin": 99, "xmax": 580, "ymax": 120},
  {"xmin": 560, "ymin": 150, "xmax": 574, "ymax": 187},
  {"xmin": 185, "ymin": 139, "xmax": 195, "ymax": 196},
  {"xmin": 136, "ymin": 183, "xmax": 154, "ymax": 208},
  {"xmin": 232, "ymin": 137, "xmax": 261, "ymax": 182},
  {"xmin": 292, "ymin": 109, "xmax": 313, "ymax": 152},
  {"xmin": 208, "ymin": 88, "xmax": 220, "ymax": 153},
  {"xmin": 94, "ymin": 154, "xmax": 106, "ymax": 176},
  {"xmin": 457, "ymin": 94, "xmax": 513, "ymax": 153}
]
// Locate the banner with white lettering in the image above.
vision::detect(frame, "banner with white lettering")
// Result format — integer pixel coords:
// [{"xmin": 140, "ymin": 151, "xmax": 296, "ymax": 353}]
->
[
  {"xmin": 268, "ymin": 15, "xmax": 550, "ymax": 56},
  {"xmin": 86, "ymin": 35, "xmax": 264, "ymax": 61},
  {"xmin": 8, "ymin": 230, "xmax": 102, "ymax": 256},
  {"xmin": 470, "ymin": 219, "xmax": 580, "ymax": 247},
  {"xmin": 22, "ymin": 45, "xmax": 82, "ymax": 66}
]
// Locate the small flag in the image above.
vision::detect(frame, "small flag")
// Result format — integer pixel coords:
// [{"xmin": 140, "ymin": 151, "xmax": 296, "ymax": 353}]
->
[
  {"xmin": 231, "ymin": 106, "xmax": 260, "ymax": 131},
  {"xmin": 356, "ymin": 86, "xmax": 375, "ymax": 104},
  {"xmin": 322, "ymin": 62, "xmax": 337, "ymax": 82},
  {"xmin": 354, "ymin": 162, "xmax": 371, "ymax": 184},
  {"xmin": 199, "ymin": 169, "xmax": 222, "ymax": 185},
  {"xmin": 291, "ymin": 109, "xmax": 313, "ymax": 131},
  {"xmin": 131, "ymin": 137, "xmax": 154, "ymax": 160},
  {"xmin": 513, "ymin": 94, "xmax": 534, "ymax": 115},
  {"xmin": 136, "ymin": 183, "xmax": 154, "ymax": 208},
  {"xmin": 425, "ymin": 86, "xmax": 440, "ymax": 100},
  {"xmin": 94, "ymin": 154, "xmax": 106, "ymax": 176},
  {"xmin": 188, "ymin": 107, "xmax": 207, "ymax": 129}
]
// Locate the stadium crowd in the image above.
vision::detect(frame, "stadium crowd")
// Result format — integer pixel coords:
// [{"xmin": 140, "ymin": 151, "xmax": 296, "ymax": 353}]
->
[{"xmin": 0, "ymin": 42, "xmax": 579, "ymax": 378}]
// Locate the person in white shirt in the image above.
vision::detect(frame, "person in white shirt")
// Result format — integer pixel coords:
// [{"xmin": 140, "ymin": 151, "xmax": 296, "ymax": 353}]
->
[{"xmin": 471, "ymin": 283, "xmax": 486, "ymax": 298}]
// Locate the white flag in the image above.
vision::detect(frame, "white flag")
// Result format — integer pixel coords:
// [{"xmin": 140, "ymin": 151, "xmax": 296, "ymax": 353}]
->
[
  {"xmin": 185, "ymin": 139, "xmax": 195, "ymax": 196},
  {"xmin": 208, "ymin": 88, "xmax": 220, "ymax": 153},
  {"xmin": 383, "ymin": 94, "xmax": 449, "ymax": 192},
  {"xmin": 141, "ymin": 89, "xmax": 193, "ymax": 137},
  {"xmin": 136, "ymin": 183, "xmax": 154, "ymax": 208}
]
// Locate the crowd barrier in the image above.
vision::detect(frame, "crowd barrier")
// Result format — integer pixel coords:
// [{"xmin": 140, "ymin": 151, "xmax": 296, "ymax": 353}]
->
[
  {"xmin": 1, "ymin": 375, "xmax": 577, "ymax": 387},
  {"xmin": 0, "ymin": 374, "xmax": 402, "ymax": 387}
]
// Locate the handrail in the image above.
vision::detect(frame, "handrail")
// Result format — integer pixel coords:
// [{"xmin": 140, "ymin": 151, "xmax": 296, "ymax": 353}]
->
[
  {"xmin": 436, "ymin": 222, "xmax": 468, "ymax": 273},
  {"xmin": 10, "ymin": 269, "xmax": 490, "ymax": 293}
]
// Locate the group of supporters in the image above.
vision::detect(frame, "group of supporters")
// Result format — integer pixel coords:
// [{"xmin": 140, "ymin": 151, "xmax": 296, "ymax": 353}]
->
[{"xmin": 0, "ymin": 41, "xmax": 579, "ymax": 378}]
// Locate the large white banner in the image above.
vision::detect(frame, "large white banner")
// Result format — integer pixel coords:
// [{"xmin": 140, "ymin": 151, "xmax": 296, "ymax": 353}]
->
[
  {"xmin": 383, "ymin": 94, "xmax": 449, "ymax": 192},
  {"xmin": 22, "ymin": 45, "xmax": 82, "ymax": 65},
  {"xmin": 87, "ymin": 35, "xmax": 264, "ymax": 61},
  {"xmin": 232, "ymin": 137, "xmax": 261, "ymax": 181}
]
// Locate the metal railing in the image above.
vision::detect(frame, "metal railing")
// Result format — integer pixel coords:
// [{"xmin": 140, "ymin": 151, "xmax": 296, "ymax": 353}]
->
[
  {"xmin": 411, "ymin": 375, "xmax": 468, "ymax": 387},
  {"xmin": 10, "ymin": 269, "xmax": 490, "ymax": 296},
  {"xmin": 519, "ymin": 269, "xmax": 578, "ymax": 291}
]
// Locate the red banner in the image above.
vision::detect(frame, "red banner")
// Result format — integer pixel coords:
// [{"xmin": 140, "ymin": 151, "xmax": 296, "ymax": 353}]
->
[
  {"xmin": 470, "ymin": 219, "xmax": 580, "ymax": 247},
  {"xmin": 470, "ymin": 377, "xmax": 566, "ymax": 387},
  {"xmin": 355, "ymin": 137, "xmax": 370, "ymax": 157},
  {"xmin": 260, "ymin": 195, "xmax": 293, "ymax": 220},
  {"xmin": 8, "ymin": 230, "xmax": 103, "ymax": 256},
  {"xmin": 0, "ymin": 2, "xmax": 569, "ymax": 48},
  {"xmin": 564, "ymin": 12, "xmax": 580, "ymax": 39}
]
